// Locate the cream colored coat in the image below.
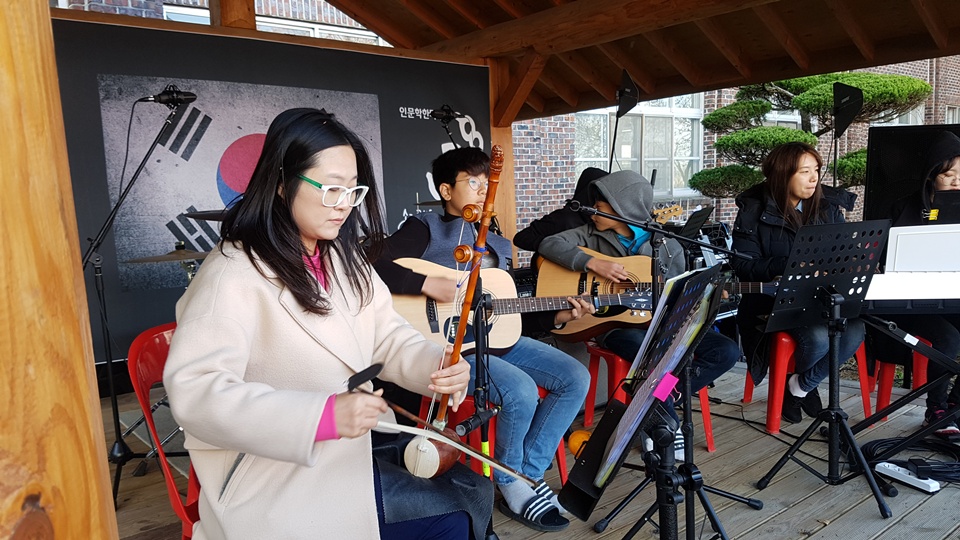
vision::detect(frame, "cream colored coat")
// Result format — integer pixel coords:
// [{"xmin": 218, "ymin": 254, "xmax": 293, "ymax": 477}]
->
[{"xmin": 164, "ymin": 243, "xmax": 445, "ymax": 539}]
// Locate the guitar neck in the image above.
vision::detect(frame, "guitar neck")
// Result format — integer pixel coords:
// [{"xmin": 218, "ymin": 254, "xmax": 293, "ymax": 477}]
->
[
  {"xmin": 491, "ymin": 294, "xmax": 635, "ymax": 315},
  {"xmin": 725, "ymin": 281, "xmax": 776, "ymax": 295}
]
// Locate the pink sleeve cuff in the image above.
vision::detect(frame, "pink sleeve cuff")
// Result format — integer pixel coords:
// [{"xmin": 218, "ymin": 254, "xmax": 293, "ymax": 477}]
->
[{"xmin": 315, "ymin": 394, "xmax": 339, "ymax": 441}]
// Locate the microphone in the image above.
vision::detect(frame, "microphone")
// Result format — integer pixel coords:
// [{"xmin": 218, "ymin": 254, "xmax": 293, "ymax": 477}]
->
[
  {"xmin": 566, "ymin": 200, "xmax": 599, "ymax": 215},
  {"xmin": 454, "ymin": 406, "xmax": 499, "ymax": 437},
  {"xmin": 430, "ymin": 105, "xmax": 465, "ymax": 122},
  {"xmin": 139, "ymin": 86, "xmax": 197, "ymax": 106}
]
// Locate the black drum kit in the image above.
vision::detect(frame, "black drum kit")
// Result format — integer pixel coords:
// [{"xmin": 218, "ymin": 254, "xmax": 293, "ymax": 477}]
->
[{"xmin": 124, "ymin": 209, "xmax": 226, "ymax": 281}]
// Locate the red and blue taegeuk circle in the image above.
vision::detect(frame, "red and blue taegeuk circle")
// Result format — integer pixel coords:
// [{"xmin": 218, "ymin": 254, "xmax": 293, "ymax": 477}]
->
[{"xmin": 216, "ymin": 134, "xmax": 265, "ymax": 206}]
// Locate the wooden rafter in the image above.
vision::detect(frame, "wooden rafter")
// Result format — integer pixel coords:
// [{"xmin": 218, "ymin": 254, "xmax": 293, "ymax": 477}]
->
[
  {"xmin": 539, "ymin": 69, "xmax": 580, "ymax": 108},
  {"xmin": 555, "ymin": 50, "xmax": 618, "ymax": 101},
  {"xmin": 643, "ymin": 29, "xmax": 707, "ymax": 86},
  {"xmin": 596, "ymin": 43, "xmax": 656, "ymax": 94},
  {"xmin": 910, "ymin": 0, "xmax": 949, "ymax": 51},
  {"xmin": 824, "ymin": 0, "xmax": 875, "ymax": 62},
  {"xmin": 493, "ymin": 49, "xmax": 547, "ymax": 126},
  {"xmin": 488, "ymin": 0, "xmax": 525, "ymax": 19},
  {"xmin": 328, "ymin": 1, "xmax": 420, "ymax": 49},
  {"xmin": 444, "ymin": 0, "xmax": 497, "ymax": 29},
  {"xmin": 398, "ymin": 0, "xmax": 458, "ymax": 40},
  {"xmin": 753, "ymin": 4, "xmax": 810, "ymax": 70},
  {"xmin": 694, "ymin": 18, "xmax": 752, "ymax": 78},
  {"xmin": 421, "ymin": 0, "xmax": 776, "ymax": 57}
]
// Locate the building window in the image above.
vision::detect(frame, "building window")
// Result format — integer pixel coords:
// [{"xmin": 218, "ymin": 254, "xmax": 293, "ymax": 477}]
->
[
  {"xmin": 873, "ymin": 104, "xmax": 925, "ymax": 126},
  {"xmin": 162, "ymin": 5, "xmax": 386, "ymax": 46},
  {"xmin": 947, "ymin": 105, "xmax": 960, "ymax": 125},
  {"xmin": 574, "ymin": 94, "xmax": 703, "ymax": 197}
]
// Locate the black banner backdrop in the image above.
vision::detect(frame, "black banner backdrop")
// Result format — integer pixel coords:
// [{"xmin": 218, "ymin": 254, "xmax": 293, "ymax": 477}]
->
[{"xmin": 53, "ymin": 18, "xmax": 490, "ymax": 367}]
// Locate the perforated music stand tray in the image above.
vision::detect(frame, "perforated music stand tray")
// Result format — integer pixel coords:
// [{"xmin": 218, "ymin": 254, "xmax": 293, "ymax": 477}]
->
[
  {"xmin": 764, "ymin": 220, "xmax": 891, "ymax": 333},
  {"xmin": 558, "ymin": 265, "xmax": 724, "ymax": 521}
]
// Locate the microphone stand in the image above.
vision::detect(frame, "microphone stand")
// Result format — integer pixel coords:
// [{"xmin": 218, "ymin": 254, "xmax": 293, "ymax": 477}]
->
[
  {"xmin": 81, "ymin": 103, "xmax": 182, "ymax": 506},
  {"xmin": 456, "ymin": 278, "xmax": 500, "ymax": 540},
  {"xmin": 566, "ymin": 201, "xmax": 747, "ymax": 265}
]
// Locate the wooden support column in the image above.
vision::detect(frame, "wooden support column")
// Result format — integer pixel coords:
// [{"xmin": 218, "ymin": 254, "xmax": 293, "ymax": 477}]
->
[
  {"xmin": 1, "ymin": 3, "xmax": 115, "ymax": 539},
  {"xmin": 487, "ymin": 58, "xmax": 518, "ymax": 261},
  {"xmin": 210, "ymin": 0, "xmax": 257, "ymax": 30}
]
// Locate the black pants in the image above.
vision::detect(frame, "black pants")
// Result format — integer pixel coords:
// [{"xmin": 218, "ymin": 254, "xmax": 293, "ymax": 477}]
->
[{"xmin": 876, "ymin": 314, "xmax": 960, "ymax": 409}]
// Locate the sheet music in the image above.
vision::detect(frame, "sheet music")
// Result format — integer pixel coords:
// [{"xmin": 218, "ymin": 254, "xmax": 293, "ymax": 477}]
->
[{"xmin": 594, "ymin": 272, "xmax": 718, "ymax": 487}]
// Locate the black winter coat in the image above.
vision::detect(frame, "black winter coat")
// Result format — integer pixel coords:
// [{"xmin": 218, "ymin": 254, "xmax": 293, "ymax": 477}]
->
[{"xmin": 731, "ymin": 182, "xmax": 858, "ymax": 384}]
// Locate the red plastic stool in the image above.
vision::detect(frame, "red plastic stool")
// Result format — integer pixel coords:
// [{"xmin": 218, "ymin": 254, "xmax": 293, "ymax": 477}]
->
[
  {"xmin": 744, "ymin": 332, "xmax": 873, "ymax": 434},
  {"xmin": 855, "ymin": 339, "xmax": 930, "ymax": 421},
  {"xmin": 419, "ymin": 387, "xmax": 569, "ymax": 484},
  {"xmin": 742, "ymin": 332, "xmax": 797, "ymax": 434},
  {"xmin": 583, "ymin": 341, "xmax": 716, "ymax": 452}
]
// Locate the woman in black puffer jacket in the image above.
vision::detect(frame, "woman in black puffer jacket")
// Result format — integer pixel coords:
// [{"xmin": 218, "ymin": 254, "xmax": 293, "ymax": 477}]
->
[{"xmin": 731, "ymin": 142, "xmax": 863, "ymax": 424}]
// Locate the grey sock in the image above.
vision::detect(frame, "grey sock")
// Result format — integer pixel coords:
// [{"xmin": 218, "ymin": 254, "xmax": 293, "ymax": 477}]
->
[{"xmin": 499, "ymin": 480, "xmax": 537, "ymax": 515}]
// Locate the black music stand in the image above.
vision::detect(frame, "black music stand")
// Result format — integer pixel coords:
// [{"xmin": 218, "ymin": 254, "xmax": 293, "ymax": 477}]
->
[
  {"xmin": 561, "ymin": 266, "xmax": 759, "ymax": 540},
  {"xmin": 755, "ymin": 220, "xmax": 893, "ymax": 518}
]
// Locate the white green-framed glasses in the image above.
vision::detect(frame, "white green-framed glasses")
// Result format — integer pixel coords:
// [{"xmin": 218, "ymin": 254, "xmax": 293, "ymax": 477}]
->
[{"xmin": 298, "ymin": 174, "xmax": 369, "ymax": 208}]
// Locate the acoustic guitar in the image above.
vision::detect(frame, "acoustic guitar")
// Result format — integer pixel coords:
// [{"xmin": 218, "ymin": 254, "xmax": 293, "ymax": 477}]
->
[
  {"xmin": 391, "ymin": 258, "xmax": 651, "ymax": 350},
  {"xmin": 536, "ymin": 247, "xmax": 780, "ymax": 342}
]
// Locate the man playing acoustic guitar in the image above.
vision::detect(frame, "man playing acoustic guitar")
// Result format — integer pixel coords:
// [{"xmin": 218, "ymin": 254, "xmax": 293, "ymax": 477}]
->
[
  {"xmin": 538, "ymin": 170, "xmax": 742, "ymax": 456},
  {"xmin": 373, "ymin": 147, "xmax": 590, "ymax": 533}
]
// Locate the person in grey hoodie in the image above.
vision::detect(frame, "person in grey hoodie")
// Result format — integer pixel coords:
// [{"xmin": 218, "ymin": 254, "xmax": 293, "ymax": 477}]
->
[{"xmin": 539, "ymin": 170, "xmax": 741, "ymax": 438}]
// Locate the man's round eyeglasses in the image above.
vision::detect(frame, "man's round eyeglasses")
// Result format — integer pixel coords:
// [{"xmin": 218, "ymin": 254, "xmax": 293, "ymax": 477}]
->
[
  {"xmin": 456, "ymin": 176, "xmax": 489, "ymax": 191},
  {"xmin": 298, "ymin": 174, "xmax": 369, "ymax": 207}
]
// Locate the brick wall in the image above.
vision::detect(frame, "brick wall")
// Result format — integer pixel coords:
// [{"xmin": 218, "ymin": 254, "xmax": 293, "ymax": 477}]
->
[{"xmin": 512, "ymin": 115, "xmax": 577, "ymax": 267}]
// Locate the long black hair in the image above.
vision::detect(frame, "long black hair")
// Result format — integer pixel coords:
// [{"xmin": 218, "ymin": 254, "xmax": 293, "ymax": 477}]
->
[
  {"xmin": 761, "ymin": 142, "xmax": 825, "ymax": 230},
  {"xmin": 220, "ymin": 108, "xmax": 386, "ymax": 315}
]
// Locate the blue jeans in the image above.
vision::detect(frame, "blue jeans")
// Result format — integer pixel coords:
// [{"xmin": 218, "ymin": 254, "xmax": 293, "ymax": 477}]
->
[
  {"xmin": 788, "ymin": 319, "xmax": 865, "ymax": 393},
  {"xmin": 601, "ymin": 329, "xmax": 741, "ymax": 423},
  {"xmin": 601, "ymin": 328, "xmax": 741, "ymax": 393},
  {"xmin": 465, "ymin": 337, "xmax": 589, "ymax": 485}
]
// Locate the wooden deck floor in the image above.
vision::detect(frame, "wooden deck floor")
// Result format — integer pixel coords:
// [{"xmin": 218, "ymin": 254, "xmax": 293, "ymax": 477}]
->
[{"xmin": 105, "ymin": 366, "xmax": 960, "ymax": 539}]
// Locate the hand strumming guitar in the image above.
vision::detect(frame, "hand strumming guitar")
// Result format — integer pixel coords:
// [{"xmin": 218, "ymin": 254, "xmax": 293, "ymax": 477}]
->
[{"xmin": 586, "ymin": 257, "xmax": 629, "ymax": 282}]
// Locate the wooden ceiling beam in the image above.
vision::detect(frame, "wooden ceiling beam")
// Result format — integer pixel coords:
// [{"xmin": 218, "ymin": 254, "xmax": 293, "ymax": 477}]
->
[
  {"xmin": 555, "ymin": 50, "xmax": 618, "ymax": 101},
  {"xmin": 328, "ymin": 1, "xmax": 420, "ymax": 49},
  {"xmin": 421, "ymin": 0, "xmax": 777, "ymax": 57},
  {"xmin": 398, "ymin": 0, "xmax": 458, "ymax": 40},
  {"xmin": 539, "ymin": 68, "xmax": 580, "ymax": 108},
  {"xmin": 525, "ymin": 88, "xmax": 546, "ymax": 113},
  {"xmin": 753, "ymin": 4, "xmax": 810, "ymax": 70},
  {"xmin": 488, "ymin": 0, "xmax": 525, "ymax": 19},
  {"xmin": 643, "ymin": 29, "xmax": 708, "ymax": 86},
  {"xmin": 493, "ymin": 49, "xmax": 547, "ymax": 127},
  {"xmin": 209, "ymin": 0, "xmax": 256, "ymax": 29},
  {"xmin": 824, "ymin": 0, "xmax": 875, "ymax": 62},
  {"xmin": 596, "ymin": 43, "xmax": 656, "ymax": 95},
  {"xmin": 910, "ymin": 0, "xmax": 949, "ymax": 51},
  {"xmin": 444, "ymin": 0, "xmax": 497, "ymax": 29},
  {"xmin": 695, "ymin": 17, "xmax": 752, "ymax": 78}
]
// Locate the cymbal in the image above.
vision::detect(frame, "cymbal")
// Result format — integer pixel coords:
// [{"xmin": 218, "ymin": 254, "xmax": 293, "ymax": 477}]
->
[
  {"xmin": 184, "ymin": 209, "xmax": 227, "ymax": 221},
  {"xmin": 126, "ymin": 248, "xmax": 210, "ymax": 263},
  {"xmin": 416, "ymin": 200, "xmax": 444, "ymax": 207}
]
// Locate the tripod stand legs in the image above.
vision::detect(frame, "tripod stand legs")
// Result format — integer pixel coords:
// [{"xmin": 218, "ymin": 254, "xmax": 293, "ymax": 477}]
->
[{"xmin": 757, "ymin": 409, "xmax": 892, "ymax": 518}]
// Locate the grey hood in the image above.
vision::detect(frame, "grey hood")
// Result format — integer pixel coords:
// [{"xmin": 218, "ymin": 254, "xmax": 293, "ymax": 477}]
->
[{"xmin": 589, "ymin": 170, "xmax": 654, "ymax": 222}]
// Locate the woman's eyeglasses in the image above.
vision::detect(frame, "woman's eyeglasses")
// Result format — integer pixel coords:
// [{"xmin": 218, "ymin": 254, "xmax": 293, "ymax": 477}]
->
[
  {"xmin": 298, "ymin": 174, "xmax": 369, "ymax": 208},
  {"xmin": 456, "ymin": 176, "xmax": 489, "ymax": 191}
]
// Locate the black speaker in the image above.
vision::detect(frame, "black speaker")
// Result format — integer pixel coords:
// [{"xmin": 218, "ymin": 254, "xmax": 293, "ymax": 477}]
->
[{"xmin": 864, "ymin": 124, "xmax": 960, "ymax": 222}]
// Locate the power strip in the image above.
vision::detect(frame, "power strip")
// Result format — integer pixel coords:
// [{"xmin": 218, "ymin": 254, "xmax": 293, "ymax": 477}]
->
[{"xmin": 875, "ymin": 462, "xmax": 940, "ymax": 493}]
